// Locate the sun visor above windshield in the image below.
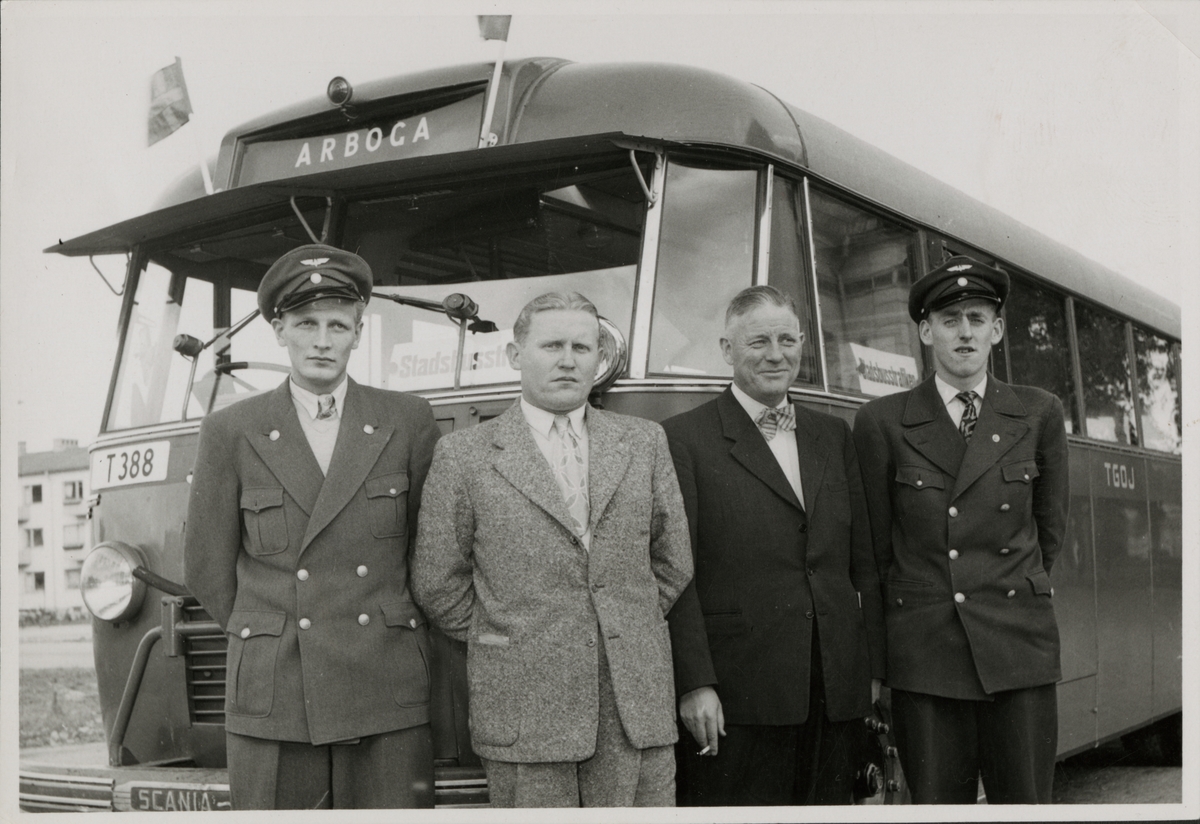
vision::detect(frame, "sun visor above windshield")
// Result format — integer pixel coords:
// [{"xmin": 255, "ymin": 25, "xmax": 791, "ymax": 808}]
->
[{"xmin": 45, "ymin": 134, "xmax": 650, "ymax": 257}]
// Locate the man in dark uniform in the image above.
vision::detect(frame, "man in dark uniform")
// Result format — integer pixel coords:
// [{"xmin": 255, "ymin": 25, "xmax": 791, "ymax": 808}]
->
[
  {"xmin": 852, "ymin": 255, "xmax": 1069, "ymax": 803},
  {"xmin": 662, "ymin": 285, "xmax": 886, "ymax": 806},
  {"xmin": 185, "ymin": 244, "xmax": 441, "ymax": 809}
]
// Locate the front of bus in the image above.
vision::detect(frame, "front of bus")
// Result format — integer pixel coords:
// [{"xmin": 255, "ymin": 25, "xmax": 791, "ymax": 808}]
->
[{"xmin": 23, "ymin": 57, "xmax": 836, "ymax": 811}]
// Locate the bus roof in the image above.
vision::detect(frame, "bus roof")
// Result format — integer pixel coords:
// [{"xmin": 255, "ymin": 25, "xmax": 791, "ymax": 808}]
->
[{"xmin": 51, "ymin": 58, "xmax": 1177, "ymax": 339}]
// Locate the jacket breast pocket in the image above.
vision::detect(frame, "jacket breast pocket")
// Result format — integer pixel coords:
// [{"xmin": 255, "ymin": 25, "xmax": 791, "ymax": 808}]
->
[
  {"xmin": 366, "ymin": 473, "xmax": 408, "ymax": 539},
  {"xmin": 381, "ymin": 600, "xmax": 430, "ymax": 708},
  {"xmin": 895, "ymin": 465, "xmax": 945, "ymax": 492},
  {"xmin": 1002, "ymin": 460, "xmax": 1041, "ymax": 485},
  {"xmin": 240, "ymin": 488, "xmax": 287, "ymax": 555},
  {"xmin": 225, "ymin": 609, "xmax": 285, "ymax": 717}
]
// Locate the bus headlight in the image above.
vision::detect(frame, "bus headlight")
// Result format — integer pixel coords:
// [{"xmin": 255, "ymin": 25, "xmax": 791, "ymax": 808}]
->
[{"xmin": 80, "ymin": 542, "xmax": 147, "ymax": 622}]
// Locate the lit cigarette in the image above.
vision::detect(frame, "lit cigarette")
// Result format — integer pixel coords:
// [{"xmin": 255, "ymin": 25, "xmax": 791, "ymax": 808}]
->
[{"xmin": 697, "ymin": 745, "xmax": 711, "ymax": 756}]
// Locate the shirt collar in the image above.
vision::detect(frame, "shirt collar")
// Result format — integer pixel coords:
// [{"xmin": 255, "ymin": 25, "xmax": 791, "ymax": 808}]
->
[
  {"xmin": 934, "ymin": 373, "xmax": 987, "ymax": 407},
  {"xmin": 290, "ymin": 376, "xmax": 348, "ymax": 421},
  {"xmin": 520, "ymin": 397, "xmax": 587, "ymax": 437},
  {"xmin": 730, "ymin": 382, "xmax": 789, "ymax": 423}
]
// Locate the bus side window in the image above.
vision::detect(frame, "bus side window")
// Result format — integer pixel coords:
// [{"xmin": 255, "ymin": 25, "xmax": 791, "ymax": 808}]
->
[
  {"xmin": 648, "ymin": 160, "xmax": 757, "ymax": 377},
  {"xmin": 808, "ymin": 188, "xmax": 922, "ymax": 398},
  {"xmin": 1074, "ymin": 301, "xmax": 1137, "ymax": 446},
  {"xmin": 1132, "ymin": 327, "xmax": 1181, "ymax": 454},
  {"xmin": 1002, "ymin": 275, "xmax": 1079, "ymax": 434},
  {"xmin": 766, "ymin": 176, "xmax": 819, "ymax": 387}
]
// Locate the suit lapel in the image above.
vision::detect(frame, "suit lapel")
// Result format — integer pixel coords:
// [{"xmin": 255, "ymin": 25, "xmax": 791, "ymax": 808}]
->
[
  {"xmin": 489, "ymin": 403, "xmax": 581, "ymax": 540},
  {"xmin": 720, "ymin": 389, "xmax": 804, "ymax": 513},
  {"xmin": 950, "ymin": 379, "xmax": 1029, "ymax": 500},
  {"xmin": 301, "ymin": 379, "xmax": 393, "ymax": 553},
  {"xmin": 246, "ymin": 380, "xmax": 323, "ymax": 517},
  {"xmin": 792, "ymin": 405, "xmax": 827, "ymax": 512},
  {"xmin": 585, "ymin": 407, "xmax": 632, "ymax": 531},
  {"xmin": 902, "ymin": 377, "xmax": 966, "ymax": 478}
]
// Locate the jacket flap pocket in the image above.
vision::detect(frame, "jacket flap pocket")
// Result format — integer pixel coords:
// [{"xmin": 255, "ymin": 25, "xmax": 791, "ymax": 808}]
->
[
  {"xmin": 895, "ymin": 465, "xmax": 945, "ymax": 490},
  {"xmin": 240, "ymin": 487, "xmax": 283, "ymax": 513},
  {"xmin": 366, "ymin": 473, "xmax": 409, "ymax": 499},
  {"xmin": 1002, "ymin": 461, "xmax": 1040, "ymax": 484},
  {"xmin": 381, "ymin": 600, "xmax": 426, "ymax": 629},
  {"xmin": 703, "ymin": 611, "xmax": 748, "ymax": 636},
  {"xmin": 227, "ymin": 609, "xmax": 286, "ymax": 638},
  {"xmin": 1026, "ymin": 569, "xmax": 1053, "ymax": 595}
]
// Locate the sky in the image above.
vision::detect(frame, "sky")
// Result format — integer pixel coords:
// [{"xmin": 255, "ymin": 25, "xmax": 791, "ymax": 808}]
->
[{"xmin": 1, "ymin": 0, "xmax": 1197, "ymax": 454}]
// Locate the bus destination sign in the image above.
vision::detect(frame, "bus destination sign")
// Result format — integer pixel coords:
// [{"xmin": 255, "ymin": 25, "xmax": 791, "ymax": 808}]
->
[{"xmin": 236, "ymin": 94, "xmax": 484, "ymax": 186}]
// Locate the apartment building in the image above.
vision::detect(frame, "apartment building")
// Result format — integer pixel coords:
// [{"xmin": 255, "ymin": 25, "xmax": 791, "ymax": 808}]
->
[{"xmin": 17, "ymin": 440, "xmax": 91, "ymax": 612}]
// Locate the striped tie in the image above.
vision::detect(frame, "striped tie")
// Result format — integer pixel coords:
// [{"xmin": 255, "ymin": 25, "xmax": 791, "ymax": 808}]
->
[
  {"xmin": 552, "ymin": 416, "xmax": 590, "ymax": 539},
  {"xmin": 316, "ymin": 394, "xmax": 336, "ymax": 420},
  {"xmin": 956, "ymin": 391, "xmax": 979, "ymax": 441},
  {"xmin": 755, "ymin": 405, "xmax": 796, "ymax": 442}
]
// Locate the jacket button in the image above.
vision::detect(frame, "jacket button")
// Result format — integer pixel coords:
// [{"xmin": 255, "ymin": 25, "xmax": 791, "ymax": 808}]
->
[
  {"xmin": 358, "ymin": 614, "xmax": 370, "ymax": 626},
  {"xmin": 948, "ymin": 549, "xmax": 959, "ymax": 560},
  {"xmin": 954, "ymin": 592, "xmax": 966, "ymax": 604},
  {"xmin": 1001, "ymin": 504, "xmax": 1011, "ymax": 512},
  {"xmin": 299, "ymin": 618, "xmax": 311, "ymax": 630},
  {"xmin": 240, "ymin": 627, "xmax": 251, "ymax": 639},
  {"xmin": 805, "ymin": 610, "xmax": 814, "ymax": 619},
  {"xmin": 364, "ymin": 424, "xmax": 375, "ymax": 434},
  {"xmin": 992, "ymin": 434, "xmax": 1000, "ymax": 443},
  {"xmin": 948, "ymin": 506, "xmax": 958, "ymax": 517},
  {"xmin": 895, "ymin": 598, "xmax": 904, "ymax": 606},
  {"xmin": 356, "ymin": 565, "xmax": 368, "ymax": 577},
  {"xmin": 799, "ymin": 523, "xmax": 808, "ymax": 533},
  {"xmin": 389, "ymin": 488, "xmax": 397, "ymax": 495},
  {"xmin": 410, "ymin": 618, "xmax": 418, "ymax": 628},
  {"xmin": 807, "ymin": 568, "xmax": 815, "ymax": 577},
  {"xmin": 1007, "ymin": 590, "xmax": 1016, "ymax": 598},
  {"xmin": 587, "ymin": 638, "xmax": 596, "ymax": 647},
  {"xmin": 269, "ymin": 430, "xmax": 280, "ymax": 441},
  {"xmin": 296, "ymin": 569, "xmax": 309, "ymax": 581},
  {"xmin": 916, "ymin": 479, "xmax": 923, "ymax": 487},
  {"xmin": 1000, "ymin": 548, "xmax": 1010, "ymax": 555}
]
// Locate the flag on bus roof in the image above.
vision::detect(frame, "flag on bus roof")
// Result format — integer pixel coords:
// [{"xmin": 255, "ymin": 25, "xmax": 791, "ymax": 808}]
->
[
  {"xmin": 477, "ymin": 15, "xmax": 511, "ymax": 41},
  {"xmin": 148, "ymin": 57, "xmax": 194, "ymax": 146}
]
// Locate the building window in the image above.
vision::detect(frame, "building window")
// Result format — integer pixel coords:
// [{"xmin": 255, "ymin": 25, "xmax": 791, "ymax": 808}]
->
[
  {"xmin": 25, "ymin": 528, "xmax": 44, "ymax": 549},
  {"xmin": 64, "ymin": 480, "xmax": 84, "ymax": 501},
  {"xmin": 25, "ymin": 485, "xmax": 43, "ymax": 504},
  {"xmin": 63, "ymin": 522, "xmax": 86, "ymax": 549},
  {"xmin": 65, "ymin": 569, "xmax": 82, "ymax": 590},
  {"xmin": 25, "ymin": 572, "xmax": 46, "ymax": 593}
]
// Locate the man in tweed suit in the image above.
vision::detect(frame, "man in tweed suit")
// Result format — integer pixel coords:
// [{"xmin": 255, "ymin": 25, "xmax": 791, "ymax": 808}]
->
[
  {"xmin": 185, "ymin": 245, "xmax": 441, "ymax": 809},
  {"xmin": 853, "ymin": 256, "xmax": 1069, "ymax": 803},
  {"xmin": 413, "ymin": 291, "xmax": 693, "ymax": 807}
]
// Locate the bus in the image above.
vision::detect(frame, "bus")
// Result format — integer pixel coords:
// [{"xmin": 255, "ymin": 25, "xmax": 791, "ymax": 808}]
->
[{"xmin": 20, "ymin": 57, "xmax": 1181, "ymax": 811}]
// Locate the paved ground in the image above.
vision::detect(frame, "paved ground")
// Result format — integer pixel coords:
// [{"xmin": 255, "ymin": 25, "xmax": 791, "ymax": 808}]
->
[{"xmin": 19, "ymin": 623, "xmax": 95, "ymax": 670}]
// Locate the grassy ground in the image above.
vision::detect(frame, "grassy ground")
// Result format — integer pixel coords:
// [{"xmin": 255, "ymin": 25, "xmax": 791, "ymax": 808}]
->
[{"xmin": 20, "ymin": 668, "xmax": 106, "ymax": 749}]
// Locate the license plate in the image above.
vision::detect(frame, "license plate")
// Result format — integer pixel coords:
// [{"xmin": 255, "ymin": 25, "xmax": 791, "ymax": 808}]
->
[
  {"xmin": 117, "ymin": 782, "xmax": 229, "ymax": 812},
  {"xmin": 91, "ymin": 440, "xmax": 171, "ymax": 489}
]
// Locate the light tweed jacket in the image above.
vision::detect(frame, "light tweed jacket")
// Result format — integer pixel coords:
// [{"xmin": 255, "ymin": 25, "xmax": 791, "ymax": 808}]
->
[{"xmin": 413, "ymin": 401, "xmax": 693, "ymax": 763}]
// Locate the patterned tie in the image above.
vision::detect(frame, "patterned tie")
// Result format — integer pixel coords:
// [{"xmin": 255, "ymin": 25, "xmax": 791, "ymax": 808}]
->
[
  {"xmin": 755, "ymin": 405, "xmax": 796, "ymax": 442},
  {"xmin": 956, "ymin": 391, "xmax": 979, "ymax": 441},
  {"xmin": 552, "ymin": 415, "xmax": 590, "ymax": 539},
  {"xmin": 316, "ymin": 394, "xmax": 336, "ymax": 420}
]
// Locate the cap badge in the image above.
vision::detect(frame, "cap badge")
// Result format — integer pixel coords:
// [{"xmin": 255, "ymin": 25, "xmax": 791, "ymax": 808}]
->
[
  {"xmin": 301, "ymin": 257, "xmax": 330, "ymax": 267},
  {"xmin": 947, "ymin": 264, "xmax": 971, "ymax": 272},
  {"xmin": 310, "ymin": 273, "xmax": 322, "ymax": 284},
  {"xmin": 957, "ymin": 277, "xmax": 969, "ymax": 286}
]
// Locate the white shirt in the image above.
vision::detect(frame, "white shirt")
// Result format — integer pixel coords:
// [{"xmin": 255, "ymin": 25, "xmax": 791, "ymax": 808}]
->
[
  {"xmin": 290, "ymin": 377, "xmax": 348, "ymax": 475},
  {"xmin": 935, "ymin": 373, "xmax": 988, "ymax": 431},
  {"xmin": 730, "ymin": 383, "xmax": 804, "ymax": 510},
  {"xmin": 520, "ymin": 398, "xmax": 591, "ymax": 549}
]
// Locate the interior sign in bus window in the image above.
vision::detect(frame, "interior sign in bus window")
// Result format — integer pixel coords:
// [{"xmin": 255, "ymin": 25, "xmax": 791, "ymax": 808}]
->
[{"xmin": 91, "ymin": 440, "xmax": 171, "ymax": 489}]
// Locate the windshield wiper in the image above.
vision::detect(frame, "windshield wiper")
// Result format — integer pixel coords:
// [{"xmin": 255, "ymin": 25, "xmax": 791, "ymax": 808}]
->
[
  {"xmin": 372, "ymin": 291, "xmax": 498, "ymax": 390},
  {"xmin": 173, "ymin": 308, "xmax": 261, "ymax": 420}
]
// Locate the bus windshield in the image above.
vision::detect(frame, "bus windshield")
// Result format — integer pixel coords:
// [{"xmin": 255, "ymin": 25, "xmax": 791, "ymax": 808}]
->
[{"xmin": 105, "ymin": 158, "xmax": 647, "ymax": 431}]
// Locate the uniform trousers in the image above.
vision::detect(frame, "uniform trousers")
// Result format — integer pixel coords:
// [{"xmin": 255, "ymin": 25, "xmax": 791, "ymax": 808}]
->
[
  {"xmin": 675, "ymin": 629, "xmax": 861, "ymax": 806},
  {"xmin": 892, "ymin": 684, "xmax": 1057, "ymax": 804},
  {"xmin": 225, "ymin": 725, "xmax": 434, "ymax": 809},
  {"xmin": 483, "ymin": 636, "xmax": 675, "ymax": 807}
]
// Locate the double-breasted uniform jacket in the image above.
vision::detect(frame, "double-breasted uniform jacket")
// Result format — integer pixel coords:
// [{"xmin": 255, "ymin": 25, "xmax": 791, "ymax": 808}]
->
[
  {"xmin": 852, "ymin": 375, "xmax": 1069, "ymax": 699},
  {"xmin": 184, "ymin": 378, "xmax": 440, "ymax": 745},
  {"xmin": 662, "ymin": 389, "xmax": 886, "ymax": 726},
  {"xmin": 412, "ymin": 402, "xmax": 693, "ymax": 763}
]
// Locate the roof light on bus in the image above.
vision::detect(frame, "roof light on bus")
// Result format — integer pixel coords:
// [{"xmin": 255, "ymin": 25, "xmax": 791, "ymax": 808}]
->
[
  {"xmin": 327, "ymin": 76, "xmax": 353, "ymax": 107},
  {"xmin": 80, "ymin": 542, "xmax": 147, "ymax": 623}
]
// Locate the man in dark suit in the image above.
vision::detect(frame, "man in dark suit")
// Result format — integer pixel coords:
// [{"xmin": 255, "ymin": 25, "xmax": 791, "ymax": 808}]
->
[
  {"xmin": 184, "ymin": 244, "xmax": 441, "ymax": 809},
  {"xmin": 852, "ymin": 255, "xmax": 1069, "ymax": 803},
  {"xmin": 661, "ymin": 285, "xmax": 886, "ymax": 806}
]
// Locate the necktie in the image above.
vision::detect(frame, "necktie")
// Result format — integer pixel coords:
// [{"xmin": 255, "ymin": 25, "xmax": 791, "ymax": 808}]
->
[
  {"xmin": 755, "ymin": 405, "xmax": 796, "ymax": 442},
  {"xmin": 552, "ymin": 416, "xmax": 590, "ymax": 539},
  {"xmin": 956, "ymin": 391, "xmax": 979, "ymax": 441},
  {"xmin": 316, "ymin": 394, "xmax": 336, "ymax": 420}
]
